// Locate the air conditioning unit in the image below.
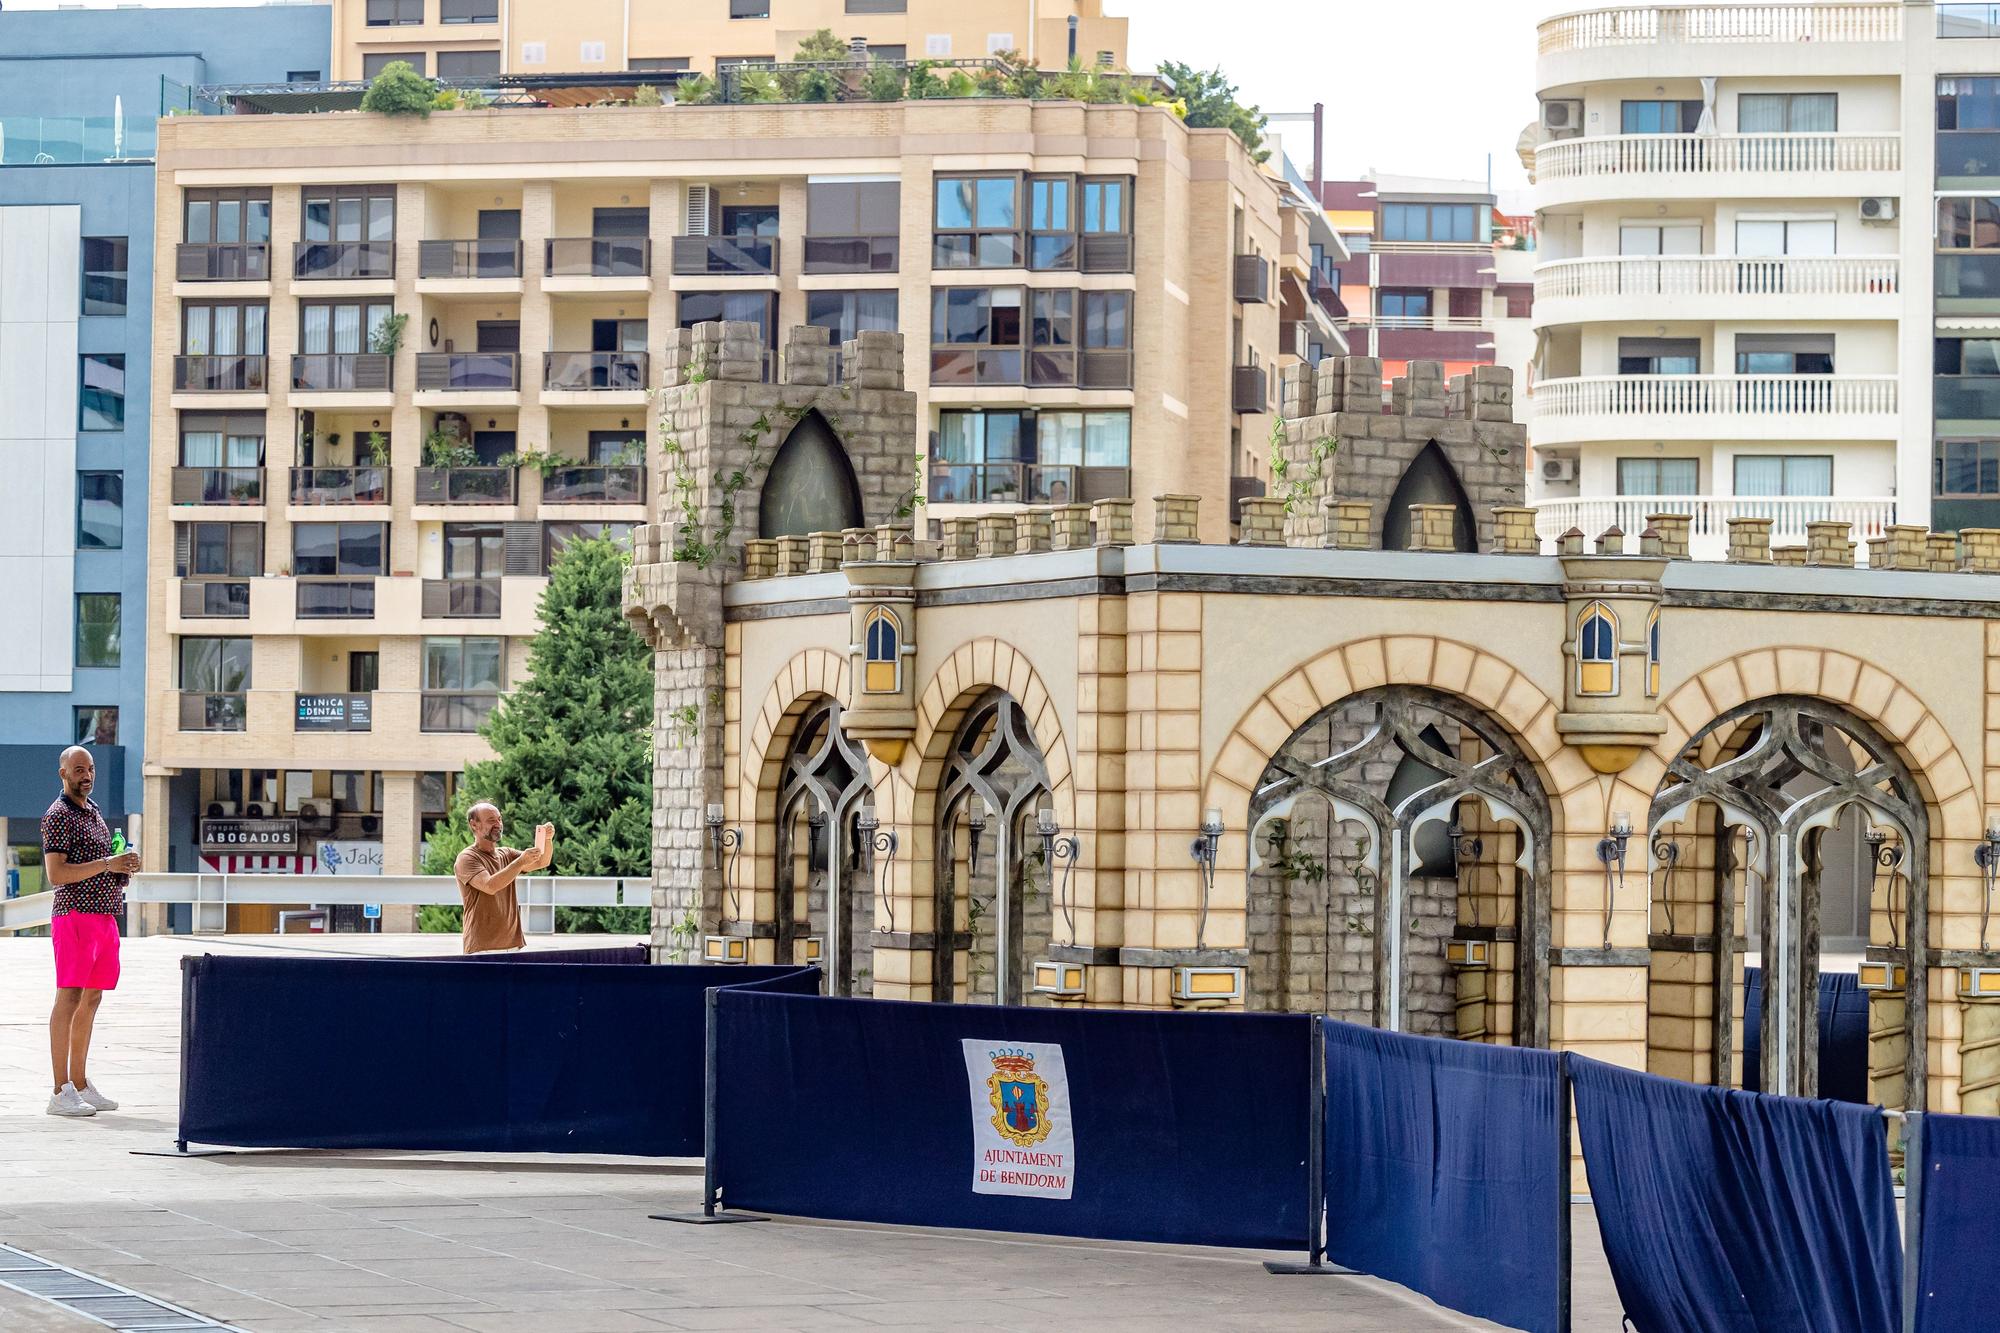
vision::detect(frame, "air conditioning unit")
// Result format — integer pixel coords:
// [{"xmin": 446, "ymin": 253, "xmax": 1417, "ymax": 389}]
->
[
  {"xmin": 1541, "ymin": 456, "xmax": 1577, "ymax": 483},
  {"xmin": 1860, "ymin": 196, "xmax": 1898, "ymax": 223},
  {"xmin": 1541, "ymin": 99, "xmax": 1584, "ymax": 140}
]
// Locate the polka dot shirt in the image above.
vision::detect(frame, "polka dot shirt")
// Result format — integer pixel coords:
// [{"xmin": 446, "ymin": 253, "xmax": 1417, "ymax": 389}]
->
[{"xmin": 41, "ymin": 794, "xmax": 126, "ymax": 917}]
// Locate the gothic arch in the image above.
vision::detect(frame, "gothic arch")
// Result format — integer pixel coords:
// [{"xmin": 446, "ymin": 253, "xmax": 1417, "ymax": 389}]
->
[
  {"xmin": 1381, "ymin": 441, "xmax": 1477, "ymax": 552},
  {"xmin": 756, "ymin": 408, "xmax": 863, "ymax": 540}
]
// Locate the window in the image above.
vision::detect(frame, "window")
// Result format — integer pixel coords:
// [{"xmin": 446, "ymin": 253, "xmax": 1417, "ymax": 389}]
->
[
  {"xmin": 365, "ymin": 0, "xmax": 422, "ymax": 24},
  {"xmin": 543, "ymin": 522, "xmax": 633, "ymax": 573},
  {"xmin": 179, "ymin": 413, "xmax": 264, "ymax": 467},
  {"xmin": 76, "ymin": 594, "xmax": 121, "ymax": 668},
  {"xmin": 78, "ymin": 355, "xmax": 124, "ymax": 431},
  {"xmin": 729, "ymin": 0, "xmax": 769, "ymax": 16},
  {"xmin": 935, "ymin": 176, "xmax": 1020, "ymax": 267},
  {"xmin": 1575, "ymin": 602, "xmax": 1617, "ymax": 696},
  {"xmin": 934, "ymin": 286, "xmax": 1023, "ymax": 346},
  {"xmin": 987, "ymin": 32, "xmax": 1015, "ymax": 54},
  {"xmin": 1379, "ymin": 289, "xmax": 1430, "ymax": 321},
  {"xmin": 1381, "ymin": 202, "xmax": 1478, "ymax": 242},
  {"xmin": 437, "ymin": 50, "xmax": 501, "ymax": 78},
  {"xmin": 302, "ymin": 185, "xmax": 396, "ymax": 243},
  {"xmin": 423, "ymin": 636, "xmax": 503, "ymax": 731},
  {"xmin": 678, "ymin": 291, "xmax": 776, "ymax": 347},
  {"xmin": 1734, "ymin": 455, "xmax": 1834, "ymax": 496},
  {"xmin": 443, "ymin": 522, "xmax": 504, "ymax": 579},
  {"xmin": 180, "ymin": 637, "xmax": 252, "ymax": 692},
  {"xmin": 363, "ymin": 52, "xmax": 428, "ymax": 77},
  {"xmin": 863, "ymin": 607, "xmax": 901, "ymax": 693},
  {"xmin": 74, "ymin": 706, "xmax": 119, "ymax": 746},
  {"xmin": 440, "ymin": 0, "xmax": 497, "ymax": 22},
  {"xmin": 1940, "ymin": 197, "xmax": 2000, "ymax": 249},
  {"xmin": 287, "ymin": 70, "xmax": 322, "ymax": 83},
  {"xmin": 1735, "ymin": 218, "xmax": 1835, "ymax": 256},
  {"xmin": 1029, "ymin": 176, "xmax": 1073, "ymax": 268},
  {"xmin": 1082, "ymin": 291, "xmax": 1130, "ymax": 348},
  {"xmin": 846, "ymin": 0, "xmax": 907, "ymax": 10},
  {"xmin": 629, "ymin": 57, "xmax": 691, "ymax": 71},
  {"xmin": 1616, "ymin": 458, "xmax": 1699, "ymax": 495},
  {"xmin": 1080, "ymin": 178, "xmax": 1128, "ymax": 234},
  {"xmin": 1620, "ymin": 99, "xmax": 1702, "ymax": 133},
  {"xmin": 1739, "ymin": 92, "xmax": 1836, "ymax": 132},
  {"xmin": 1735, "ymin": 334, "xmax": 1833, "ymax": 375},
  {"xmin": 299, "ymin": 300, "xmax": 393, "ymax": 355},
  {"xmin": 868, "ymin": 44, "xmax": 906, "ymax": 62},
  {"xmin": 806, "ymin": 291, "xmax": 898, "ymax": 341},
  {"xmin": 1646, "ymin": 609, "xmax": 1661, "ymax": 698},
  {"xmin": 77, "ymin": 473, "xmax": 123, "ymax": 549},
  {"xmin": 925, "ymin": 33, "xmax": 951, "ymax": 55},
  {"xmin": 176, "ymin": 522, "xmax": 263, "ymax": 577},
  {"xmin": 1940, "ymin": 77, "xmax": 2000, "ymax": 130},
  {"xmin": 1938, "ymin": 439, "xmax": 2000, "ymax": 495},
  {"xmin": 520, "ymin": 42, "xmax": 547, "ymax": 64},
  {"xmin": 580, "ymin": 40, "xmax": 607, "ymax": 62},
  {"xmin": 183, "ymin": 189, "xmax": 272, "ymax": 254},
  {"xmin": 80, "ymin": 238, "xmax": 128, "ymax": 317},
  {"xmin": 932, "ymin": 408, "xmax": 1130, "ymax": 504},
  {"xmin": 1617, "ymin": 337, "xmax": 1700, "ymax": 375},
  {"xmin": 293, "ymin": 523, "xmax": 387, "ymax": 576},
  {"xmin": 182, "ymin": 301, "xmax": 268, "ymax": 356},
  {"xmin": 1619, "ymin": 222, "xmax": 1701, "ymax": 255}
]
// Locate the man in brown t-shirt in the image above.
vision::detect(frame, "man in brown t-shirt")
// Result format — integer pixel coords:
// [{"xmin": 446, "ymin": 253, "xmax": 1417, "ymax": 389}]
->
[{"xmin": 453, "ymin": 802, "xmax": 553, "ymax": 954}]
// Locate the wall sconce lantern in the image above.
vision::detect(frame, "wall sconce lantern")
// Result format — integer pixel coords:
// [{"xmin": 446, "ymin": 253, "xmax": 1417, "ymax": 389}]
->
[
  {"xmin": 856, "ymin": 806, "xmax": 899, "ymax": 934},
  {"xmin": 1866, "ymin": 827, "xmax": 1906, "ymax": 950},
  {"xmin": 1976, "ymin": 811, "xmax": 2000, "ymax": 951},
  {"xmin": 965, "ymin": 802, "xmax": 988, "ymax": 880},
  {"xmin": 703, "ymin": 802, "xmax": 746, "ymax": 964},
  {"xmin": 1036, "ymin": 805, "xmax": 1081, "ymax": 938},
  {"xmin": 1190, "ymin": 807, "xmax": 1224, "ymax": 949},
  {"xmin": 1596, "ymin": 810, "xmax": 1632, "ymax": 950}
]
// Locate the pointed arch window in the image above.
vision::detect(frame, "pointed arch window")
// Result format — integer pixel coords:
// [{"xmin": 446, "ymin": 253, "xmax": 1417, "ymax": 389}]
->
[
  {"xmin": 863, "ymin": 607, "xmax": 901, "ymax": 693},
  {"xmin": 1645, "ymin": 607, "xmax": 1661, "ymax": 698},
  {"xmin": 1577, "ymin": 601, "xmax": 1619, "ymax": 696}
]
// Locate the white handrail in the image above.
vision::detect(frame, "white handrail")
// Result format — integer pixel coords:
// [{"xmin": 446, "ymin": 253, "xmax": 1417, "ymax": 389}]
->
[
  {"xmin": 1534, "ymin": 254, "xmax": 1900, "ymax": 301},
  {"xmin": 1534, "ymin": 495, "xmax": 1896, "ymax": 547},
  {"xmin": 1534, "ymin": 373, "xmax": 1898, "ymax": 418},
  {"xmin": 1535, "ymin": 132, "xmax": 1900, "ymax": 180},
  {"xmin": 1539, "ymin": 3, "xmax": 1902, "ymax": 54}
]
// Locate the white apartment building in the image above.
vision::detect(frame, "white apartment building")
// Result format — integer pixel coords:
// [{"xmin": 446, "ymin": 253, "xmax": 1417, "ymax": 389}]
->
[{"xmin": 1525, "ymin": 0, "xmax": 1976, "ymax": 559}]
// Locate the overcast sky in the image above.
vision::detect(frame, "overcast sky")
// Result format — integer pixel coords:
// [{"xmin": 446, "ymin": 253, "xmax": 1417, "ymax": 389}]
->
[{"xmin": 4, "ymin": 0, "xmax": 1553, "ymax": 198}]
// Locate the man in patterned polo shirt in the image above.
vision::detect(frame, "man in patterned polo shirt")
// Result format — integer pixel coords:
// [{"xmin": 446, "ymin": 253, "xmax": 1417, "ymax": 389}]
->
[{"xmin": 41, "ymin": 746, "xmax": 138, "ymax": 1118}]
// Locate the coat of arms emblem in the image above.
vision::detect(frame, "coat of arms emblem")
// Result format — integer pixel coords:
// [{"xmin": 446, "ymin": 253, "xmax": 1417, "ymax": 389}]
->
[{"xmin": 985, "ymin": 1051, "xmax": 1054, "ymax": 1147}]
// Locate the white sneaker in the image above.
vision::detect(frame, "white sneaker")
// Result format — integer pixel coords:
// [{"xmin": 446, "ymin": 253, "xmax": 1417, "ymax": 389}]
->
[
  {"xmin": 46, "ymin": 1084, "xmax": 96, "ymax": 1118},
  {"xmin": 76, "ymin": 1081, "xmax": 118, "ymax": 1112}
]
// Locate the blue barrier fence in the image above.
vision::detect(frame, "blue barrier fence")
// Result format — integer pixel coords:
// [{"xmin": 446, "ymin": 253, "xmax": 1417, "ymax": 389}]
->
[
  {"xmin": 177, "ymin": 953, "xmax": 815, "ymax": 1155},
  {"xmin": 1322, "ymin": 1021, "xmax": 1569, "ymax": 1333},
  {"xmin": 1743, "ymin": 967, "xmax": 1871, "ymax": 1104},
  {"xmin": 427, "ymin": 944, "xmax": 651, "ymax": 966},
  {"xmin": 1910, "ymin": 1111, "xmax": 2000, "ymax": 1333}
]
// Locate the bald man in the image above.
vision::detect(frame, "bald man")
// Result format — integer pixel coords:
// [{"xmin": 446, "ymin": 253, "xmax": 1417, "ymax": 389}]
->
[
  {"xmin": 42, "ymin": 746, "xmax": 139, "ymax": 1117},
  {"xmin": 452, "ymin": 803, "xmax": 553, "ymax": 954}
]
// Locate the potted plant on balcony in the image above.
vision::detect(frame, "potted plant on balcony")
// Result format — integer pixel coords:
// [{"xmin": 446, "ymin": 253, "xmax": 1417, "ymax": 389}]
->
[
  {"xmin": 371, "ymin": 313, "xmax": 408, "ymax": 358},
  {"xmin": 367, "ymin": 430, "xmax": 391, "ymax": 469}
]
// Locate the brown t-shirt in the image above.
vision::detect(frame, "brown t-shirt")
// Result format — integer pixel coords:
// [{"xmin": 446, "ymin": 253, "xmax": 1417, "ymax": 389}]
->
[{"xmin": 455, "ymin": 843, "xmax": 524, "ymax": 953}]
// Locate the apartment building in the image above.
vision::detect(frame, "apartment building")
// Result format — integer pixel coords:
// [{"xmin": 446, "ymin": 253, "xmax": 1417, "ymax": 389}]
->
[
  {"xmin": 329, "ymin": 0, "xmax": 1126, "ymax": 84},
  {"xmin": 0, "ymin": 5, "xmax": 328, "ymax": 882},
  {"xmin": 141, "ymin": 89, "xmax": 1281, "ymax": 890},
  {"xmin": 1526, "ymin": 0, "xmax": 1932, "ymax": 557},
  {"xmin": 1322, "ymin": 174, "xmax": 1535, "ymax": 422}
]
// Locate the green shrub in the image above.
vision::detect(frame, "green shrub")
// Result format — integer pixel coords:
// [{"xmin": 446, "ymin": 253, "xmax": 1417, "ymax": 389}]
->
[{"xmin": 360, "ymin": 61, "xmax": 436, "ymax": 118}]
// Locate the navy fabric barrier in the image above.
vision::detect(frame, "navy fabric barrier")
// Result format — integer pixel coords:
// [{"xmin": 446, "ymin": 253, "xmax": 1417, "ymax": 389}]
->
[
  {"xmin": 1321, "ymin": 1021, "xmax": 1566, "ymax": 1333},
  {"xmin": 1911, "ymin": 1111, "xmax": 2000, "ymax": 1333},
  {"xmin": 1742, "ymin": 968, "xmax": 1871, "ymax": 1104},
  {"xmin": 1571, "ymin": 1055, "xmax": 1899, "ymax": 1333},
  {"xmin": 713, "ymin": 990, "xmax": 1313, "ymax": 1249},
  {"xmin": 426, "ymin": 945, "xmax": 651, "ymax": 965},
  {"xmin": 179, "ymin": 954, "xmax": 814, "ymax": 1155}
]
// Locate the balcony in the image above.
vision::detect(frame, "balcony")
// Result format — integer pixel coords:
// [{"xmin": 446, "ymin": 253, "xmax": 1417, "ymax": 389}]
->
[
  {"xmin": 179, "ymin": 691, "xmax": 247, "ymax": 732},
  {"xmin": 419, "ymin": 239, "xmax": 523, "ymax": 280},
  {"xmin": 296, "ymin": 579, "xmax": 377, "ymax": 619},
  {"xmin": 295, "ymin": 692, "xmax": 372, "ymax": 733},
  {"xmin": 174, "ymin": 355, "xmax": 268, "ymax": 393},
  {"xmin": 1533, "ymin": 495, "xmax": 1896, "ymax": 561},
  {"xmin": 423, "ymin": 577, "xmax": 501, "ymax": 618},
  {"xmin": 1537, "ymin": 3, "xmax": 1902, "ymax": 54},
  {"xmin": 543, "ymin": 351, "xmax": 649, "ymax": 392},
  {"xmin": 290, "ymin": 466, "xmax": 389, "ymax": 505},
  {"xmin": 671, "ymin": 235, "xmax": 778, "ymax": 276},
  {"xmin": 1534, "ymin": 254, "xmax": 1899, "ymax": 323},
  {"xmin": 1533, "ymin": 133, "xmax": 1900, "ymax": 205},
  {"xmin": 1232, "ymin": 364, "xmax": 1269, "ymax": 414},
  {"xmin": 1233, "ymin": 254, "xmax": 1270, "ymax": 304},
  {"xmin": 293, "ymin": 241, "xmax": 394, "ymax": 281},
  {"xmin": 926, "ymin": 463, "xmax": 1129, "ymax": 506},
  {"xmin": 413, "ymin": 466, "xmax": 517, "ymax": 504},
  {"xmin": 171, "ymin": 467, "xmax": 263, "ymax": 505},
  {"xmin": 1532, "ymin": 373, "xmax": 1898, "ymax": 444},
  {"xmin": 541, "ymin": 464, "xmax": 646, "ymax": 505},
  {"xmin": 415, "ymin": 352, "xmax": 519, "ymax": 392},
  {"xmin": 802, "ymin": 234, "xmax": 898, "ymax": 274},
  {"xmin": 545, "ymin": 238, "xmax": 651, "ymax": 278},
  {"xmin": 422, "ymin": 691, "xmax": 500, "ymax": 733},
  {"xmin": 291, "ymin": 352, "xmax": 393, "ymax": 393},
  {"xmin": 176, "ymin": 243, "xmax": 270, "ymax": 282},
  {"xmin": 179, "ymin": 581, "xmax": 250, "ymax": 618}
]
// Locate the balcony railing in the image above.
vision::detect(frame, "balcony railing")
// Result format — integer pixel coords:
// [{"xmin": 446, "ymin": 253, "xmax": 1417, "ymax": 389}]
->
[
  {"xmin": 802, "ymin": 234, "xmax": 898, "ymax": 273},
  {"xmin": 295, "ymin": 692, "xmax": 373, "ymax": 732},
  {"xmin": 176, "ymin": 242, "xmax": 270, "ymax": 282},
  {"xmin": 289, "ymin": 466, "xmax": 388, "ymax": 505},
  {"xmin": 423, "ymin": 577, "xmax": 501, "ymax": 617},
  {"xmin": 179, "ymin": 691, "xmax": 247, "ymax": 732},
  {"xmin": 1533, "ymin": 495, "xmax": 1896, "ymax": 555},
  {"xmin": 1232, "ymin": 364, "xmax": 1269, "ymax": 414},
  {"xmin": 1078, "ymin": 348, "xmax": 1135, "ymax": 389},
  {"xmin": 926, "ymin": 462, "xmax": 1128, "ymax": 506},
  {"xmin": 419, "ymin": 238, "xmax": 523, "ymax": 279},
  {"xmin": 174, "ymin": 354, "xmax": 268, "ymax": 392},
  {"xmin": 1942, "ymin": 3, "xmax": 2000, "ymax": 37},
  {"xmin": 415, "ymin": 352, "xmax": 519, "ymax": 391},
  {"xmin": 1534, "ymin": 373, "xmax": 1898, "ymax": 421},
  {"xmin": 927, "ymin": 347, "xmax": 1133, "ymax": 389},
  {"xmin": 179, "ymin": 581, "xmax": 250, "ymax": 618},
  {"xmin": 1079, "ymin": 234, "xmax": 1135, "ymax": 273},
  {"xmin": 413, "ymin": 466, "xmax": 517, "ymax": 503},
  {"xmin": 291, "ymin": 352, "xmax": 393, "ymax": 392},
  {"xmin": 671, "ymin": 235, "xmax": 778, "ymax": 276},
  {"xmin": 1535, "ymin": 132, "xmax": 1900, "ymax": 181},
  {"xmin": 1233, "ymin": 254, "xmax": 1270, "ymax": 304},
  {"xmin": 171, "ymin": 466, "xmax": 263, "ymax": 505},
  {"xmin": 293, "ymin": 240, "xmax": 394, "ymax": 280},
  {"xmin": 543, "ymin": 351, "xmax": 649, "ymax": 391},
  {"xmin": 1534, "ymin": 254, "xmax": 1900, "ymax": 301},
  {"xmin": 421, "ymin": 691, "xmax": 501, "ymax": 732},
  {"xmin": 545, "ymin": 238, "xmax": 651, "ymax": 277},
  {"xmin": 1537, "ymin": 4, "xmax": 1901, "ymax": 54},
  {"xmin": 541, "ymin": 464, "xmax": 646, "ymax": 504},
  {"xmin": 296, "ymin": 578, "xmax": 376, "ymax": 619},
  {"xmin": 1355, "ymin": 315, "xmax": 1490, "ymax": 331}
]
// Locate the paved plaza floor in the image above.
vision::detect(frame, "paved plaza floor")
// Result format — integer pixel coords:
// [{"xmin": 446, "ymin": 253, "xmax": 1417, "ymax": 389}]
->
[{"xmin": 0, "ymin": 933, "xmax": 1626, "ymax": 1331}]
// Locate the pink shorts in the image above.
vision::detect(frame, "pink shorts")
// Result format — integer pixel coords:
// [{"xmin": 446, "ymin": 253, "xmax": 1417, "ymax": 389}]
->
[{"xmin": 52, "ymin": 913, "xmax": 121, "ymax": 991}]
